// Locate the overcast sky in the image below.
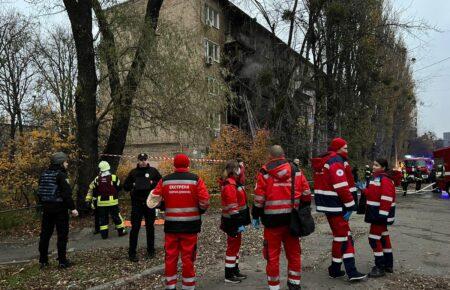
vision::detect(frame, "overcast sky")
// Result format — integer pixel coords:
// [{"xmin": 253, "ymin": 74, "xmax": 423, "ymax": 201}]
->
[{"xmin": 4, "ymin": 0, "xmax": 450, "ymax": 139}]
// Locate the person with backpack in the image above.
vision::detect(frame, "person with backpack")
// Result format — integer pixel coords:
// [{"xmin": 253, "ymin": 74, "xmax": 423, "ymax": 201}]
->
[
  {"xmin": 252, "ymin": 145, "xmax": 311, "ymax": 290},
  {"xmin": 219, "ymin": 160, "xmax": 250, "ymax": 284},
  {"xmin": 311, "ymin": 138, "xmax": 366, "ymax": 281},
  {"xmin": 38, "ymin": 152, "xmax": 78, "ymax": 269},
  {"xmin": 146, "ymin": 154, "xmax": 210, "ymax": 290},
  {"xmin": 361, "ymin": 158, "xmax": 398, "ymax": 278},
  {"xmin": 123, "ymin": 153, "xmax": 162, "ymax": 262},
  {"xmin": 86, "ymin": 161, "xmax": 126, "ymax": 239}
]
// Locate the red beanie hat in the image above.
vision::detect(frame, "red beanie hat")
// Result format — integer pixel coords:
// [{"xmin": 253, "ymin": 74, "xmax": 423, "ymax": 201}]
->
[
  {"xmin": 174, "ymin": 154, "xmax": 190, "ymax": 168},
  {"xmin": 329, "ymin": 137, "xmax": 347, "ymax": 152}
]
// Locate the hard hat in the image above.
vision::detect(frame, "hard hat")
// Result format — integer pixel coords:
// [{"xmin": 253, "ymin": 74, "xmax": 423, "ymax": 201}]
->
[{"xmin": 98, "ymin": 161, "xmax": 111, "ymax": 172}]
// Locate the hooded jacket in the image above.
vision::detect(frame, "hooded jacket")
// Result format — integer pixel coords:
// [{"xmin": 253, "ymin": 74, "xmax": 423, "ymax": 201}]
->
[
  {"xmin": 252, "ymin": 158, "xmax": 311, "ymax": 228},
  {"xmin": 311, "ymin": 152, "xmax": 357, "ymax": 215}
]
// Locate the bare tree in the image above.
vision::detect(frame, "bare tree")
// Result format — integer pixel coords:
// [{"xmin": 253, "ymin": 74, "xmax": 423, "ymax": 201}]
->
[
  {"xmin": 33, "ymin": 26, "xmax": 77, "ymax": 136},
  {"xmin": 0, "ymin": 11, "xmax": 36, "ymax": 141}
]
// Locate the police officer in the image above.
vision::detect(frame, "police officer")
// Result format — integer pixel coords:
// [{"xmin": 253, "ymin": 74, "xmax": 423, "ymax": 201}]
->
[
  {"xmin": 38, "ymin": 152, "xmax": 78, "ymax": 269},
  {"xmin": 124, "ymin": 153, "xmax": 162, "ymax": 262},
  {"xmin": 86, "ymin": 161, "xmax": 126, "ymax": 239}
]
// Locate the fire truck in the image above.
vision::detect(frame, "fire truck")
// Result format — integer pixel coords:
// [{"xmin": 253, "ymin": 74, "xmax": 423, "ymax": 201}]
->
[
  {"xmin": 433, "ymin": 147, "xmax": 450, "ymax": 193},
  {"xmin": 402, "ymin": 157, "xmax": 433, "ymax": 185}
]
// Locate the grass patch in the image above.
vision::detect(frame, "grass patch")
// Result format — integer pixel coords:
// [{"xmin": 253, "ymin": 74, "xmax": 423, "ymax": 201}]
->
[{"xmin": 0, "ymin": 247, "xmax": 164, "ymax": 289}]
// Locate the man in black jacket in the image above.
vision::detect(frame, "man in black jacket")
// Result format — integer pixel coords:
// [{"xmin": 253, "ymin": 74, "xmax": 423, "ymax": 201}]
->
[
  {"xmin": 124, "ymin": 153, "xmax": 162, "ymax": 262},
  {"xmin": 38, "ymin": 152, "xmax": 78, "ymax": 269}
]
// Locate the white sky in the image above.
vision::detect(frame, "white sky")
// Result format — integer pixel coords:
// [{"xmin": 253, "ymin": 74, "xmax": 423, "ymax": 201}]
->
[{"xmin": 4, "ymin": 0, "xmax": 449, "ymax": 139}]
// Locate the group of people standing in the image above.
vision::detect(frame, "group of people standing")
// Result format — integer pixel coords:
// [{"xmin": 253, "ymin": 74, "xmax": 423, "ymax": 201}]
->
[{"xmin": 36, "ymin": 136, "xmax": 398, "ymax": 290}]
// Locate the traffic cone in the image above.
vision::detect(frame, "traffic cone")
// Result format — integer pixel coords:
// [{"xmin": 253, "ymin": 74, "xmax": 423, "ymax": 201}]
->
[{"xmin": 441, "ymin": 191, "xmax": 449, "ymax": 199}]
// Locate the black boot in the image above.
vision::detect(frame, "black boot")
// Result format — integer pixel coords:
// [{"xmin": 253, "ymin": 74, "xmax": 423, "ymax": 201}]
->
[
  {"xmin": 384, "ymin": 266, "xmax": 394, "ymax": 273},
  {"xmin": 328, "ymin": 263, "xmax": 345, "ymax": 278},
  {"xmin": 287, "ymin": 282, "xmax": 301, "ymax": 290},
  {"xmin": 58, "ymin": 259, "xmax": 73, "ymax": 269},
  {"xmin": 129, "ymin": 255, "xmax": 138, "ymax": 262},
  {"xmin": 224, "ymin": 267, "xmax": 241, "ymax": 284},
  {"xmin": 100, "ymin": 230, "xmax": 108, "ymax": 239},
  {"xmin": 348, "ymin": 271, "xmax": 368, "ymax": 281},
  {"xmin": 146, "ymin": 250, "xmax": 155, "ymax": 260},
  {"xmin": 39, "ymin": 262, "xmax": 49, "ymax": 270},
  {"xmin": 234, "ymin": 264, "xmax": 247, "ymax": 280},
  {"xmin": 369, "ymin": 266, "xmax": 386, "ymax": 278}
]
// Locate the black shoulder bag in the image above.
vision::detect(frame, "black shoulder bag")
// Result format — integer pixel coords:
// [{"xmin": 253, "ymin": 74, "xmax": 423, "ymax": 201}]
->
[{"xmin": 289, "ymin": 164, "xmax": 315, "ymax": 237}]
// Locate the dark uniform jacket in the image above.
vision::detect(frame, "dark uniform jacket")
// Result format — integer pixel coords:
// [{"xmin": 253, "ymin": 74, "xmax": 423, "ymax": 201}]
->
[{"xmin": 123, "ymin": 165, "xmax": 162, "ymax": 202}]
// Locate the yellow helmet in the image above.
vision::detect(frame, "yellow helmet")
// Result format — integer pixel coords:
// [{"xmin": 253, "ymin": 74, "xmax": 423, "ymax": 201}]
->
[{"xmin": 98, "ymin": 161, "xmax": 111, "ymax": 172}]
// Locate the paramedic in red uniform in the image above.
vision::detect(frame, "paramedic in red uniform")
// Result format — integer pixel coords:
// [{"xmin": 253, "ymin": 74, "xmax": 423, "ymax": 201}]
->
[
  {"xmin": 311, "ymin": 138, "xmax": 366, "ymax": 281},
  {"xmin": 361, "ymin": 158, "xmax": 397, "ymax": 278},
  {"xmin": 252, "ymin": 145, "xmax": 311, "ymax": 290},
  {"xmin": 147, "ymin": 154, "xmax": 210, "ymax": 290},
  {"xmin": 219, "ymin": 160, "xmax": 250, "ymax": 283}
]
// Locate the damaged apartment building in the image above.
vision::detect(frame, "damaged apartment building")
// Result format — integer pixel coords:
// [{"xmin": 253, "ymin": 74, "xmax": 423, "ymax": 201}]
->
[{"xmin": 109, "ymin": 0, "xmax": 316, "ymax": 157}]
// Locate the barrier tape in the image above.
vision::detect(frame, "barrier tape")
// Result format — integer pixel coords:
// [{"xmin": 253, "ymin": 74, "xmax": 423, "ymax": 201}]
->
[
  {"xmin": 395, "ymin": 182, "xmax": 436, "ymax": 195},
  {"xmin": 100, "ymin": 153, "xmax": 226, "ymax": 163}
]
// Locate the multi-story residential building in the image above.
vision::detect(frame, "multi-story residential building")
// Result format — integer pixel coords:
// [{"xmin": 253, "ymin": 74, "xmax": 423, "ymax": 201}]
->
[{"xmin": 107, "ymin": 0, "xmax": 316, "ymax": 157}]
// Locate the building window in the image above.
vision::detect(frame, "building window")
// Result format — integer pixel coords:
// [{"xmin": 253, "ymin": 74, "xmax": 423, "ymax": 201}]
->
[
  {"xmin": 204, "ymin": 39, "xmax": 220, "ymax": 63},
  {"xmin": 204, "ymin": 4, "xmax": 220, "ymax": 29},
  {"xmin": 207, "ymin": 76, "xmax": 220, "ymax": 96}
]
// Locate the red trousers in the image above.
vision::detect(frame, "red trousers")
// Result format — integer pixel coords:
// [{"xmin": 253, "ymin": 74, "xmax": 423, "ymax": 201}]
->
[
  {"xmin": 225, "ymin": 233, "xmax": 241, "ymax": 268},
  {"xmin": 326, "ymin": 215, "xmax": 355, "ymax": 263},
  {"xmin": 263, "ymin": 226, "xmax": 301, "ymax": 289},
  {"xmin": 369, "ymin": 224, "xmax": 393, "ymax": 268},
  {"xmin": 164, "ymin": 233, "xmax": 198, "ymax": 290}
]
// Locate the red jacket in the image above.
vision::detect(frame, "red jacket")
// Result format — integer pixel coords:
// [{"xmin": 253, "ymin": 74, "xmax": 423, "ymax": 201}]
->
[
  {"xmin": 252, "ymin": 158, "xmax": 311, "ymax": 228},
  {"xmin": 311, "ymin": 152, "xmax": 357, "ymax": 215},
  {"xmin": 219, "ymin": 177, "xmax": 250, "ymax": 235},
  {"xmin": 362, "ymin": 172, "xmax": 396, "ymax": 225},
  {"xmin": 152, "ymin": 168, "xmax": 210, "ymax": 233}
]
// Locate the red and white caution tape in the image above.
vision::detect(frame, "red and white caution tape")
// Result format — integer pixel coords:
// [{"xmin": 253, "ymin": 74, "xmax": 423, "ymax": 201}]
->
[{"xmin": 100, "ymin": 153, "xmax": 226, "ymax": 163}]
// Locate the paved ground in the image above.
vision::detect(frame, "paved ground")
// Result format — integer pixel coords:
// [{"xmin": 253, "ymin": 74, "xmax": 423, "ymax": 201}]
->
[
  {"xmin": 0, "ymin": 221, "xmax": 165, "ymax": 264},
  {"xmin": 196, "ymin": 190, "xmax": 450, "ymax": 289}
]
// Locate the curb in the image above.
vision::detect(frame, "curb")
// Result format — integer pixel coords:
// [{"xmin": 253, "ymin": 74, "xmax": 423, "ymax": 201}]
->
[{"xmin": 88, "ymin": 264, "xmax": 164, "ymax": 290}]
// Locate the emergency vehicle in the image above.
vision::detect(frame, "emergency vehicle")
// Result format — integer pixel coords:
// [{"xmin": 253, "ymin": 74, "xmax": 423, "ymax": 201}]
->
[
  {"xmin": 433, "ymin": 147, "xmax": 450, "ymax": 193},
  {"xmin": 403, "ymin": 157, "xmax": 433, "ymax": 183}
]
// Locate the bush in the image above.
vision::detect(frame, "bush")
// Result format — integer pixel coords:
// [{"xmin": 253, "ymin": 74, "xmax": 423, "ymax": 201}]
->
[{"xmin": 0, "ymin": 130, "xmax": 77, "ymax": 209}]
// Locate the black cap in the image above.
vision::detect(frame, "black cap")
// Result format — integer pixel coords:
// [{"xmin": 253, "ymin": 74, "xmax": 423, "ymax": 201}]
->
[{"xmin": 138, "ymin": 153, "xmax": 148, "ymax": 161}]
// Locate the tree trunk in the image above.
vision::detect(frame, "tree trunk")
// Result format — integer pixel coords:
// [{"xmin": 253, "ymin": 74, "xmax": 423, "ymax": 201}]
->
[
  {"xmin": 101, "ymin": 0, "xmax": 164, "ymax": 171},
  {"xmin": 63, "ymin": 0, "xmax": 99, "ymax": 209}
]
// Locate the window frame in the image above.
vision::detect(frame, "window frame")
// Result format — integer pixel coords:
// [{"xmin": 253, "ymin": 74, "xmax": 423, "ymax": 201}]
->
[
  {"xmin": 204, "ymin": 3, "xmax": 220, "ymax": 29},
  {"xmin": 204, "ymin": 38, "xmax": 220, "ymax": 63}
]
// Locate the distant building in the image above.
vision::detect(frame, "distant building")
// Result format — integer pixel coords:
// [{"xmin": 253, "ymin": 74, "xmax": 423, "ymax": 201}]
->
[{"xmin": 443, "ymin": 132, "xmax": 450, "ymax": 147}]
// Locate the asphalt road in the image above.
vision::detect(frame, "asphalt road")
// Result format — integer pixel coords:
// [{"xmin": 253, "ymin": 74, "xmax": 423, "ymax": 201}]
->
[{"xmin": 197, "ymin": 190, "xmax": 450, "ymax": 289}]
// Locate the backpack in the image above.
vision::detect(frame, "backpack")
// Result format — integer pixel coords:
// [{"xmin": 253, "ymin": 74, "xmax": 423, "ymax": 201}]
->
[{"xmin": 37, "ymin": 170, "xmax": 63, "ymax": 203}]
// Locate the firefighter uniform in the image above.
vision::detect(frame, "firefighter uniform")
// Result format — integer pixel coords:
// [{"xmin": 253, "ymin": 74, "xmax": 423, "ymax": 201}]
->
[
  {"xmin": 311, "ymin": 138, "xmax": 365, "ymax": 281},
  {"xmin": 220, "ymin": 176, "xmax": 250, "ymax": 282},
  {"xmin": 362, "ymin": 172, "xmax": 396, "ymax": 276},
  {"xmin": 147, "ymin": 154, "xmax": 210, "ymax": 290},
  {"xmin": 86, "ymin": 161, "xmax": 126, "ymax": 239},
  {"xmin": 252, "ymin": 158, "xmax": 311, "ymax": 290}
]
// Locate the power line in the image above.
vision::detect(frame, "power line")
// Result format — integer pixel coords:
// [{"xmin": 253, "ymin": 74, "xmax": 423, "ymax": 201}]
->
[{"xmin": 415, "ymin": 56, "xmax": 450, "ymax": 72}]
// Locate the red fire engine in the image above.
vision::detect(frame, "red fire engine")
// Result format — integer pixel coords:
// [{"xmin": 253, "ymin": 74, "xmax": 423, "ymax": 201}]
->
[{"xmin": 433, "ymin": 147, "xmax": 450, "ymax": 192}]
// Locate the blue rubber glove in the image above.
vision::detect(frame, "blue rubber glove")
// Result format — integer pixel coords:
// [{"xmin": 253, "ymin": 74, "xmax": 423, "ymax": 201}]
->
[
  {"xmin": 343, "ymin": 211, "xmax": 353, "ymax": 221},
  {"xmin": 252, "ymin": 218, "xmax": 261, "ymax": 229},
  {"xmin": 237, "ymin": 225, "xmax": 246, "ymax": 233}
]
